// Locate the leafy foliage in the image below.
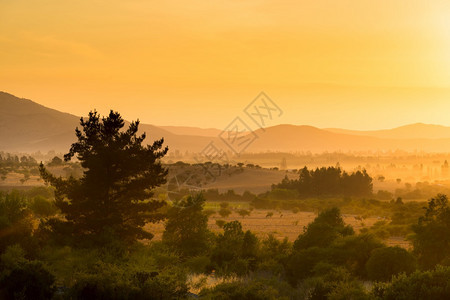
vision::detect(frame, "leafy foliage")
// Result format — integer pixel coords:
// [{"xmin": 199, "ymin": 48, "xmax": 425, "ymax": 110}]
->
[
  {"xmin": 412, "ymin": 194, "xmax": 450, "ymax": 269},
  {"xmin": 0, "ymin": 261, "xmax": 56, "ymax": 300},
  {"xmin": 293, "ymin": 207, "xmax": 354, "ymax": 250},
  {"xmin": 373, "ymin": 265, "xmax": 450, "ymax": 300},
  {"xmin": 274, "ymin": 166, "xmax": 373, "ymax": 197},
  {"xmin": 0, "ymin": 191, "xmax": 33, "ymax": 252},
  {"xmin": 163, "ymin": 194, "xmax": 212, "ymax": 257},
  {"xmin": 39, "ymin": 110, "xmax": 168, "ymax": 245},
  {"xmin": 211, "ymin": 221, "xmax": 259, "ymax": 276},
  {"xmin": 366, "ymin": 247, "xmax": 416, "ymax": 281}
]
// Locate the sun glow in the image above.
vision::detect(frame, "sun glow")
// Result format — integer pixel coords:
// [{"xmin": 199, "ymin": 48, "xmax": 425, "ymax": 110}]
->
[{"xmin": 1, "ymin": 1, "xmax": 450, "ymax": 129}]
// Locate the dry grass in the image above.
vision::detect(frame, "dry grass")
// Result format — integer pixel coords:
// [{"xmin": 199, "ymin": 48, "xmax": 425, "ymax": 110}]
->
[{"xmin": 146, "ymin": 208, "xmax": 411, "ymax": 249}]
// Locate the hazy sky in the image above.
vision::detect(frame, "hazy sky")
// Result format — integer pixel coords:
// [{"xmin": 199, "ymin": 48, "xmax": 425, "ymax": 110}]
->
[{"xmin": 1, "ymin": 0, "xmax": 450, "ymax": 130}]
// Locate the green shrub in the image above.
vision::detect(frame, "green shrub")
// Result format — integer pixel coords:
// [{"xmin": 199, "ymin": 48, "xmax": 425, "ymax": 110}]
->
[
  {"xmin": 203, "ymin": 208, "xmax": 216, "ymax": 217},
  {"xmin": 216, "ymin": 219, "xmax": 226, "ymax": 228},
  {"xmin": 219, "ymin": 208, "xmax": 232, "ymax": 218},
  {"xmin": 331, "ymin": 233, "xmax": 383, "ymax": 278},
  {"xmin": 185, "ymin": 256, "xmax": 211, "ymax": 274},
  {"xmin": 29, "ymin": 195, "xmax": 58, "ymax": 217},
  {"xmin": 293, "ymin": 207, "xmax": 354, "ymax": 251},
  {"xmin": 1, "ymin": 261, "xmax": 56, "ymax": 300},
  {"xmin": 372, "ymin": 265, "xmax": 450, "ymax": 300},
  {"xmin": 327, "ymin": 280, "xmax": 371, "ymax": 300},
  {"xmin": 238, "ymin": 209, "xmax": 251, "ymax": 218},
  {"xmin": 366, "ymin": 246, "xmax": 416, "ymax": 281},
  {"xmin": 285, "ymin": 247, "xmax": 328, "ymax": 284},
  {"xmin": 200, "ymin": 277, "xmax": 297, "ymax": 300}
]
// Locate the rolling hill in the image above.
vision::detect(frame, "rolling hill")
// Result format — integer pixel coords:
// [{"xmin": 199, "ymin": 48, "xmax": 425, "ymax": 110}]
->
[
  {"xmin": 3, "ymin": 91, "xmax": 450, "ymax": 153},
  {"xmin": 0, "ymin": 91, "xmax": 211, "ymax": 153},
  {"xmin": 324, "ymin": 123, "xmax": 450, "ymax": 139}
]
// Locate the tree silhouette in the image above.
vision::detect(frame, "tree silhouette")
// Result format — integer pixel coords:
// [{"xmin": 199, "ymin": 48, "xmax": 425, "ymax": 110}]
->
[
  {"xmin": 39, "ymin": 110, "xmax": 168, "ymax": 245},
  {"xmin": 412, "ymin": 194, "xmax": 450, "ymax": 268},
  {"xmin": 163, "ymin": 194, "xmax": 211, "ymax": 257},
  {"xmin": 274, "ymin": 166, "xmax": 372, "ymax": 197}
]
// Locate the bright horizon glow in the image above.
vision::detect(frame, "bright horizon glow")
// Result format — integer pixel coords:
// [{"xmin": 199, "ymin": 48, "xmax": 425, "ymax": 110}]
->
[{"xmin": 1, "ymin": 0, "xmax": 450, "ymax": 130}]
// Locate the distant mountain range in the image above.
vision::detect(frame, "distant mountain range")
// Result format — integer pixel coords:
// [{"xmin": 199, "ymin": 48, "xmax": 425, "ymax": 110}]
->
[
  {"xmin": 3, "ymin": 91, "xmax": 450, "ymax": 153},
  {"xmin": 325, "ymin": 124, "xmax": 450, "ymax": 140}
]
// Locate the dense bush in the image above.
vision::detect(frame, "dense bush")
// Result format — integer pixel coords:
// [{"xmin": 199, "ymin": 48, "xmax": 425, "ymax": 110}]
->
[
  {"xmin": 331, "ymin": 233, "xmax": 383, "ymax": 278},
  {"xmin": 366, "ymin": 247, "xmax": 416, "ymax": 281},
  {"xmin": 412, "ymin": 194, "xmax": 450, "ymax": 269},
  {"xmin": 163, "ymin": 194, "xmax": 212, "ymax": 257},
  {"xmin": 0, "ymin": 191, "xmax": 33, "ymax": 252},
  {"xmin": 70, "ymin": 269, "xmax": 188, "ymax": 300},
  {"xmin": 0, "ymin": 261, "xmax": 55, "ymax": 300},
  {"xmin": 29, "ymin": 195, "xmax": 58, "ymax": 217},
  {"xmin": 285, "ymin": 247, "xmax": 329, "ymax": 284},
  {"xmin": 293, "ymin": 207, "xmax": 354, "ymax": 251},
  {"xmin": 373, "ymin": 265, "xmax": 450, "ymax": 300},
  {"xmin": 210, "ymin": 221, "xmax": 259, "ymax": 276},
  {"xmin": 200, "ymin": 277, "xmax": 297, "ymax": 300}
]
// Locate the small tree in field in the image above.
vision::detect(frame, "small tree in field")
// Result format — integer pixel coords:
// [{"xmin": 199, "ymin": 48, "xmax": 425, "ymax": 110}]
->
[
  {"xmin": 163, "ymin": 194, "xmax": 211, "ymax": 257},
  {"xmin": 238, "ymin": 209, "xmax": 251, "ymax": 218},
  {"xmin": 39, "ymin": 110, "xmax": 168, "ymax": 245}
]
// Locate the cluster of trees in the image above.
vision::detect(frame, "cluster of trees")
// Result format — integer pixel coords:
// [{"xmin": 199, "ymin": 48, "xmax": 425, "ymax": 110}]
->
[
  {"xmin": 0, "ymin": 111, "xmax": 449, "ymax": 299},
  {"xmin": 201, "ymin": 189, "xmax": 255, "ymax": 202},
  {"xmin": 0, "ymin": 154, "xmax": 39, "ymax": 182},
  {"xmin": 0, "ymin": 154, "xmax": 38, "ymax": 168},
  {"xmin": 273, "ymin": 166, "xmax": 373, "ymax": 197},
  {"xmin": 0, "ymin": 152, "xmax": 83, "ymax": 184}
]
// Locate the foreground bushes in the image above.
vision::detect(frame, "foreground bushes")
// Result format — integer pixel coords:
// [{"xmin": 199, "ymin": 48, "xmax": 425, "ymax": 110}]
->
[
  {"xmin": 200, "ymin": 277, "xmax": 297, "ymax": 300},
  {"xmin": 366, "ymin": 247, "xmax": 416, "ymax": 281},
  {"xmin": 0, "ymin": 261, "xmax": 55, "ymax": 300},
  {"xmin": 373, "ymin": 265, "xmax": 450, "ymax": 300},
  {"xmin": 0, "ymin": 188, "xmax": 449, "ymax": 299},
  {"xmin": 70, "ymin": 268, "xmax": 188, "ymax": 300}
]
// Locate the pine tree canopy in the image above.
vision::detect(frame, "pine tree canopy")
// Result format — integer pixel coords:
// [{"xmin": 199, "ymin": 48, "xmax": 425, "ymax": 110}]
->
[{"xmin": 39, "ymin": 110, "xmax": 169, "ymax": 244}]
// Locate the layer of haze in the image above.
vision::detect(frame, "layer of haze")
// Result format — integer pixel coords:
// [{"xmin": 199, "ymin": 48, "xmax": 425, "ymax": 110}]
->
[{"xmin": 1, "ymin": 0, "xmax": 450, "ymax": 130}]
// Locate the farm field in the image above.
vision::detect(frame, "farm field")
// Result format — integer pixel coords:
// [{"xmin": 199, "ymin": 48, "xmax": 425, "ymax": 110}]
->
[{"xmin": 146, "ymin": 206, "xmax": 411, "ymax": 249}]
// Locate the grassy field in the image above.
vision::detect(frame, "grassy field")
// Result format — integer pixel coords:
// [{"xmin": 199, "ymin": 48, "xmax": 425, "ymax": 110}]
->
[
  {"xmin": 0, "ymin": 166, "xmax": 414, "ymax": 250},
  {"xmin": 146, "ymin": 205, "xmax": 411, "ymax": 249}
]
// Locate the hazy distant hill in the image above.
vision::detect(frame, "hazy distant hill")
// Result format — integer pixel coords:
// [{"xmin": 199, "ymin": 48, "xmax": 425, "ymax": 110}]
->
[
  {"xmin": 324, "ymin": 123, "xmax": 450, "ymax": 140},
  {"xmin": 248, "ymin": 124, "xmax": 450, "ymax": 152},
  {"xmin": 159, "ymin": 126, "xmax": 222, "ymax": 137},
  {"xmin": 0, "ymin": 92, "xmax": 80, "ymax": 152},
  {"xmin": 0, "ymin": 92, "xmax": 211, "ymax": 153},
  {"xmin": 3, "ymin": 91, "xmax": 450, "ymax": 153}
]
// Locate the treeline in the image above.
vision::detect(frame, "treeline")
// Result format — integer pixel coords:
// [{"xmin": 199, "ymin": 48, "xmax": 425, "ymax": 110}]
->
[
  {"xmin": 202, "ymin": 189, "xmax": 256, "ymax": 202},
  {"xmin": 273, "ymin": 166, "xmax": 373, "ymax": 197},
  {"xmin": 0, "ymin": 153, "xmax": 38, "ymax": 168}
]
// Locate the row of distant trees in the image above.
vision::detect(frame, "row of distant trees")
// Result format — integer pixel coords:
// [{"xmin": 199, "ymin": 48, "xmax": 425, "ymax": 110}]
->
[
  {"xmin": 273, "ymin": 166, "xmax": 373, "ymax": 197},
  {"xmin": 0, "ymin": 154, "xmax": 37, "ymax": 167}
]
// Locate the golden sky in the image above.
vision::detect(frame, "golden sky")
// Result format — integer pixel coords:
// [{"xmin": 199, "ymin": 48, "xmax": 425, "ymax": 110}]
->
[{"xmin": 1, "ymin": 0, "xmax": 450, "ymax": 130}]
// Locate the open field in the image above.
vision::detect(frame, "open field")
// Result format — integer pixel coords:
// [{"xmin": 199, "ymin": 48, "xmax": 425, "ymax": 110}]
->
[{"xmin": 146, "ymin": 206, "xmax": 411, "ymax": 249}]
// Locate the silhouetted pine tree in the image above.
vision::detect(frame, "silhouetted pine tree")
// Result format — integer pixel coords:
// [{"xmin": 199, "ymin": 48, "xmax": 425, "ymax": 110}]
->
[{"xmin": 39, "ymin": 110, "xmax": 168, "ymax": 245}]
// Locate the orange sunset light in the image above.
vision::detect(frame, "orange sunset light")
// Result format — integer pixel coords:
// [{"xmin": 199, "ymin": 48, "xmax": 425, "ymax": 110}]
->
[{"xmin": 1, "ymin": 0, "xmax": 450, "ymax": 129}]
